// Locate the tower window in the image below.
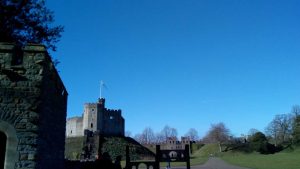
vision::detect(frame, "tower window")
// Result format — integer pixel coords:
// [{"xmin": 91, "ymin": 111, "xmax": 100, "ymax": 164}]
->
[
  {"xmin": 110, "ymin": 116, "xmax": 114, "ymax": 120},
  {"xmin": 91, "ymin": 123, "xmax": 93, "ymax": 128}
]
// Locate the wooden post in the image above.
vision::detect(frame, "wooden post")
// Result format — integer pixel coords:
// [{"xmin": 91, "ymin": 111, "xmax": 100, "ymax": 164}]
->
[
  {"xmin": 155, "ymin": 145, "xmax": 160, "ymax": 169},
  {"xmin": 185, "ymin": 144, "xmax": 190, "ymax": 169},
  {"xmin": 125, "ymin": 146, "xmax": 130, "ymax": 169}
]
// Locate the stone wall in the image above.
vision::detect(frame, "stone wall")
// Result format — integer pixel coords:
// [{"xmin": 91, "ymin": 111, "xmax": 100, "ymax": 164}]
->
[
  {"xmin": 66, "ymin": 117, "xmax": 83, "ymax": 137},
  {"xmin": 161, "ymin": 137, "xmax": 191, "ymax": 151},
  {"xmin": 0, "ymin": 43, "xmax": 68, "ymax": 169},
  {"xmin": 101, "ymin": 109, "xmax": 124, "ymax": 136},
  {"xmin": 82, "ymin": 103, "xmax": 97, "ymax": 132}
]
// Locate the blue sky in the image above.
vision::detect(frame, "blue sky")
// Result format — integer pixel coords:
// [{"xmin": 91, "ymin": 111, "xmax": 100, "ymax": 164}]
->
[{"xmin": 47, "ymin": 0, "xmax": 300, "ymax": 137}]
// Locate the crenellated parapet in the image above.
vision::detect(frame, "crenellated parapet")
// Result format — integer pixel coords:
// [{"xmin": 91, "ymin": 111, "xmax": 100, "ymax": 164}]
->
[
  {"xmin": 84, "ymin": 103, "xmax": 97, "ymax": 106},
  {"xmin": 105, "ymin": 108, "xmax": 122, "ymax": 115}
]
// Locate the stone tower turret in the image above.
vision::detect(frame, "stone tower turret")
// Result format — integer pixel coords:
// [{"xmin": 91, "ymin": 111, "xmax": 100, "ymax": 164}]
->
[
  {"xmin": 66, "ymin": 97, "xmax": 125, "ymax": 137},
  {"xmin": 98, "ymin": 98, "xmax": 105, "ymax": 108},
  {"xmin": 82, "ymin": 103, "xmax": 97, "ymax": 132}
]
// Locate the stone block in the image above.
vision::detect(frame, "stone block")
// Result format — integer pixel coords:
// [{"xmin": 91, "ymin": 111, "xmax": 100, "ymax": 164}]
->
[{"xmin": 19, "ymin": 153, "xmax": 28, "ymax": 160}]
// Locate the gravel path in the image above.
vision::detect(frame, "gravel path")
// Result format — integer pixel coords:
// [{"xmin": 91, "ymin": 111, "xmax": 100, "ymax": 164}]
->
[{"xmin": 167, "ymin": 157, "xmax": 252, "ymax": 169}]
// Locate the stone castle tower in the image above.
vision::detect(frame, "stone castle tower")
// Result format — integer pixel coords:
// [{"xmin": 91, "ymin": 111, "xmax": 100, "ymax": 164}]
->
[
  {"xmin": 0, "ymin": 43, "xmax": 67, "ymax": 169},
  {"xmin": 66, "ymin": 98, "xmax": 125, "ymax": 137}
]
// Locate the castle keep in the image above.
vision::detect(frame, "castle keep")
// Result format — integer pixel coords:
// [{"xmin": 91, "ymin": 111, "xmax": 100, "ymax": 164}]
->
[
  {"xmin": 0, "ymin": 43, "xmax": 67, "ymax": 169},
  {"xmin": 66, "ymin": 98, "xmax": 125, "ymax": 137}
]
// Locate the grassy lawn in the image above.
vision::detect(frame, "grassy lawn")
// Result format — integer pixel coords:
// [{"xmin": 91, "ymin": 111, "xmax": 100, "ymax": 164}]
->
[
  {"xmin": 122, "ymin": 144, "xmax": 300, "ymax": 169},
  {"xmin": 221, "ymin": 148, "xmax": 300, "ymax": 169}
]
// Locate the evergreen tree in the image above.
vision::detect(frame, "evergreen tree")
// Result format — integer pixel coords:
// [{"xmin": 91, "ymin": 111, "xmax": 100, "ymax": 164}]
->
[
  {"xmin": 292, "ymin": 115, "xmax": 300, "ymax": 144},
  {"xmin": 0, "ymin": 0, "xmax": 63, "ymax": 51}
]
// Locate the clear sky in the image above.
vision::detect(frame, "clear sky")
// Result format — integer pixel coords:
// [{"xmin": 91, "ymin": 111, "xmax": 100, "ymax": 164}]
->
[{"xmin": 47, "ymin": 0, "xmax": 300, "ymax": 137}]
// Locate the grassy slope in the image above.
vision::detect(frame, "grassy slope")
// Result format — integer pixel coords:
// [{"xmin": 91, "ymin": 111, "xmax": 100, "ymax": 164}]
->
[
  {"xmin": 65, "ymin": 136, "xmax": 154, "ymax": 161},
  {"xmin": 65, "ymin": 136, "xmax": 85, "ymax": 159},
  {"xmin": 221, "ymin": 147, "xmax": 300, "ymax": 169}
]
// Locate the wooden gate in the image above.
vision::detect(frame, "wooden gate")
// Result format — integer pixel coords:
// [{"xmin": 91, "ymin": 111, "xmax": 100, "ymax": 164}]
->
[{"xmin": 125, "ymin": 145, "xmax": 190, "ymax": 169}]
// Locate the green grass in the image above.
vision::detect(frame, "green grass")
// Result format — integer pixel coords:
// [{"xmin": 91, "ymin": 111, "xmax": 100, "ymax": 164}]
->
[
  {"xmin": 65, "ymin": 136, "xmax": 85, "ymax": 159},
  {"xmin": 121, "ymin": 143, "xmax": 300, "ymax": 169},
  {"xmin": 221, "ymin": 147, "xmax": 300, "ymax": 169}
]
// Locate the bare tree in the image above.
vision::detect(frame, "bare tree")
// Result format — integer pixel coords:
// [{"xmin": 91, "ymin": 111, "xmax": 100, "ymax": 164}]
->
[
  {"xmin": 291, "ymin": 105, "xmax": 300, "ymax": 143},
  {"xmin": 134, "ymin": 133, "xmax": 143, "ymax": 143},
  {"xmin": 202, "ymin": 122, "xmax": 230, "ymax": 152},
  {"xmin": 161, "ymin": 125, "xmax": 178, "ymax": 141},
  {"xmin": 140, "ymin": 127, "xmax": 155, "ymax": 144},
  {"xmin": 265, "ymin": 114, "xmax": 293, "ymax": 145},
  {"xmin": 170, "ymin": 127, "xmax": 178, "ymax": 138},
  {"xmin": 125, "ymin": 131, "xmax": 132, "ymax": 137},
  {"xmin": 265, "ymin": 120, "xmax": 279, "ymax": 146},
  {"xmin": 154, "ymin": 133, "xmax": 165, "ymax": 144},
  {"xmin": 185, "ymin": 128, "xmax": 199, "ymax": 141},
  {"xmin": 291, "ymin": 105, "xmax": 300, "ymax": 116},
  {"xmin": 161, "ymin": 125, "xmax": 172, "ymax": 140},
  {"xmin": 293, "ymin": 115, "xmax": 300, "ymax": 144}
]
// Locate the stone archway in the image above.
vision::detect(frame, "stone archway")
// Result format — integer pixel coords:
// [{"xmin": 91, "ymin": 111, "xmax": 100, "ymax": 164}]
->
[{"xmin": 0, "ymin": 120, "xmax": 18, "ymax": 169}]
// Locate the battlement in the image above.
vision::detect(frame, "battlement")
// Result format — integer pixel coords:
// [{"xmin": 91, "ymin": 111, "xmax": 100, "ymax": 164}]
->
[
  {"xmin": 0, "ymin": 42, "xmax": 67, "ymax": 97},
  {"xmin": 67, "ymin": 116, "xmax": 82, "ymax": 121},
  {"xmin": 106, "ymin": 108, "xmax": 122, "ymax": 113},
  {"xmin": 1, "ymin": 43, "xmax": 48, "ymax": 68},
  {"xmin": 84, "ymin": 103, "xmax": 97, "ymax": 107}
]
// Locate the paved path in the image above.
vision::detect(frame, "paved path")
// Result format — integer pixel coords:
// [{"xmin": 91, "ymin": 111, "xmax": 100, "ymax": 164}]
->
[{"xmin": 168, "ymin": 157, "xmax": 252, "ymax": 169}]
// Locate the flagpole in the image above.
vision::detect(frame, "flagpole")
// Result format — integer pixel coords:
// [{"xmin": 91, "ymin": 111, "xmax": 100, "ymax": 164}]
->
[{"xmin": 100, "ymin": 81, "xmax": 102, "ymax": 99}]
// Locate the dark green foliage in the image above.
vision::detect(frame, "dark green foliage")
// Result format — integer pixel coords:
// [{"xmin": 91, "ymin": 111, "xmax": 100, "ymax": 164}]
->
[
  {"xmin": 292, "ymin": 116, "xmax": 300, "ymax": 144},
  {"xmin": 248, "ymin": 132, "xmax": 282, "ymax": 154},
  {"xmin": 225, "ymin": 132, "xmax": 282, "ymax": 154},
  {"xmin": 248, "ymin": 132, "xmax": 267, "ymax": 152},
  {"xmin": 102, "ymin": 137, "xmax": 155, "ymax": 161},
  {"xmin": 102, "ymin": 137, "xmax": 150, "ymax": 161},
  {"xmin": 224, "ymin": 142, "xmax": 252, "ymax": 153},
  {"xmin": 249, "ymin": 132, "xmax": 282, "ymax": 154},
  {"xmin": 249, "ymin": 132, "xmax": 267, "ymax": 142},
  {"xmin": 65, "ymin": 137, "xmax": 85, "ymax": 160},
  {"xmin": 0, "ymin": 0, "xmax": 63, "ymax": 51},
  {"xmin": 65, "ymin": 136, "xmax": 155, "ymax": 161}
]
